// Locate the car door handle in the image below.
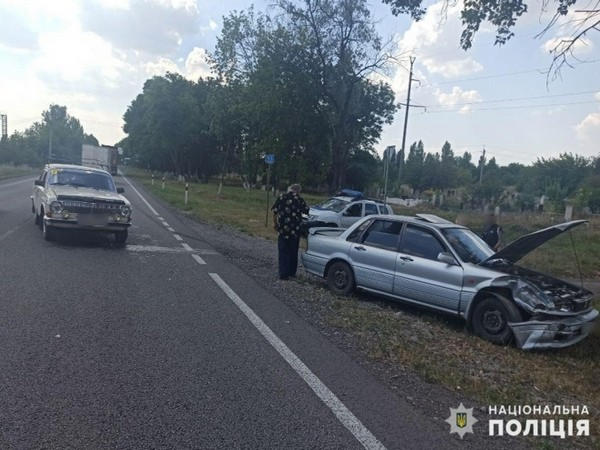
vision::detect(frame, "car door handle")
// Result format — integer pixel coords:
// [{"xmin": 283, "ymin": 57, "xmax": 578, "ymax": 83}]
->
[
  {"xmin": 400, "ymin": 256, "xmax": 413, "ymax": 262},
  {"xmin": 354, "ymin": 246, "xmax": 367, "ymax": 251}
]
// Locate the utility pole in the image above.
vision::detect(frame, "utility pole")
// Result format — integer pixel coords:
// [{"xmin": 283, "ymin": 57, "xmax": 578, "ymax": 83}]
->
[
  {"xmin": 479, "ymin": 147, "xmax": 486, "ymax": 185},
  {"xmin": 383, "ymin": 146, "xmax": 394, "ymax": 204},
  {"xmin": 48, "ymin": 109, "xmax": 53, "ymax": 163},
  {"xmin": 398, "ymin": 57, "xmax": 425, "ymax": 183}
]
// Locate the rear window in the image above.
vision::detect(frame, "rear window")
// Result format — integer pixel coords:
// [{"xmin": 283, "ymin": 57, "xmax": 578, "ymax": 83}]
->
[
  {"xmin": 347, "ymin": 219, "xmax": 372, "ymax": 242},
  {"xmin": 361, "ymin": 220, "xmax": 402, "ymax": 251}
]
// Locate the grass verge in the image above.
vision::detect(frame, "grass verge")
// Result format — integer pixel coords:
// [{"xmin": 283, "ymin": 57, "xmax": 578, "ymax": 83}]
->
[{"xmin": 0, "ymin": 164, "xmax": 38, "ymax": 181}]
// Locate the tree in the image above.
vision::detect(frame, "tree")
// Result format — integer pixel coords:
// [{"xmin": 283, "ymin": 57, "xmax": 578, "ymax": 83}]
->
[
  {"xmin": 382, "ymin": 0, "xmax": 599, "ymax": 76},
  {"xmin": 404, "ymin": 140, "xmax": 425, "ymax": 192},
  {"xmin": 0, "ymin": 104, "xmax": 92, "ymax": 166}
]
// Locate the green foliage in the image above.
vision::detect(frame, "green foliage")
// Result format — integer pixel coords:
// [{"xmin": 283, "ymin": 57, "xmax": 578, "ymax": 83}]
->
[{"xmin": 0, "ymin": 104, "xmax": 93, "ymax": 166}]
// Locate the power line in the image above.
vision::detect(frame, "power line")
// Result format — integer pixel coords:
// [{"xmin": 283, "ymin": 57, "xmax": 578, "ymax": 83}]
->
[
  {"xmin": 423, "ymin": 99, "xmax": 600, "ymax": 114},
  {"xmin": 426, "ymin": 89, "xmax": 600, "ymax": 109}
]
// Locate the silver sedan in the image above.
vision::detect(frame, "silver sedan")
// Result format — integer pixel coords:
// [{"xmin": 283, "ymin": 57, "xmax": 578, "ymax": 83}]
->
[{"xmin": 301, "ymin": 214, "xmax": 597, "ymax": 349}]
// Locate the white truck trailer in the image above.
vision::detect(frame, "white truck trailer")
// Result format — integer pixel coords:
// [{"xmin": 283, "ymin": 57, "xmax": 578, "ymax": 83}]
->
[{"xmin": 81, "ymin": 144, "xmax": 119, "ymax": 175}]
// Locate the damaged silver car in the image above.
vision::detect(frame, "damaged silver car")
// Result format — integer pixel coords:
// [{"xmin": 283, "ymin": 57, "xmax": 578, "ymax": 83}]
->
[{"xmin": 301, "ymin": 214, "xmax": 597, "ymax": 349}]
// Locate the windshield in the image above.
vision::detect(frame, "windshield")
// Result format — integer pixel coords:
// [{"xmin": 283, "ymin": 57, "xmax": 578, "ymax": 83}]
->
[
  {"xmin": 442, "ymin": 228, "xmax": 494, "ymax": 264},
  {"xmin": 48, "ymin": 169, "xmax": 116, "ymax": 192},
  {"xmin": 315, "ymin": 198, "xmax": 349, "ymax": 213}
]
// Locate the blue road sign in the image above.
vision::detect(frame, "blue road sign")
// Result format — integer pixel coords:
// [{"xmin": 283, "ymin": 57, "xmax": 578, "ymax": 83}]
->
[{"xmin": 265, "ymin": 154, "xmax": 275, "ymax": 165}]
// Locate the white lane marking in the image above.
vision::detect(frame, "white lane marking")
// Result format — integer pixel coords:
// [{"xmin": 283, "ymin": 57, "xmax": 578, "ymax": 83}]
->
[
  {"xmin": 191, "ymin": 254, "xmax": 206, "ymax": 265},
  {"xmin": 173, "ymin": 234, "xmax": 183, "ymax": 241},
  {"xmin": 126, "ymin": 245, "xmax": 217, "ymax": 254},
  {"xmin": 167, "ymin": 227, "xmax": 175, "ymax": 232},
  {"xmin": 158, "ymin": 216, "xmax": 165, "ymax": 221},
  {"xmin": 181, "ymin": 242, "xmax": 193, "ymax": 251},
  {"xmin": 162, "ymin": 221, "xmax": 170, "ymax": 227},
  {"xmin": 0, "ymin": 177, "xmax": 35, "ymax": 188},
  {"xmin": 208, "ymin": 273, "xmax": 385, "ymax": 450},
  {"xmin": 120, "ymin": 175, "xmax": 160, "ymax": 216}
]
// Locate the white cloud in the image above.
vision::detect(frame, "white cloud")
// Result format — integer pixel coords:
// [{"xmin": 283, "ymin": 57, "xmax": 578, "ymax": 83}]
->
[
  {"xmin": 595, "ymin": 92, "xmax": 600, "ymax": 102},
  {"xmin": 81, "ymin": 0, "xmax": 200, "ymax": 54},
  {"xmin": 185, "ymin": 47, "xmax": 212, "ymax": 80},
  {"xmin": 542, "ymin": 36, "xmax": 594, "ymax": 55},
  {"xmin": 575, "ymin": 112, "xmax": 600, "ymax": 141},
  {"xmin": 434, "ymin": 86, "xmax": 482, "ymax": 113},
  {"xmin": 144, "ymin": 57, "xmax": 181, "ymax": 77},
  {"xmin": 209, "ymin": 19, "xmax": 218, "ymax": 31},
  {"xmin": 393, "ymin": 0, "xmax": 483, "ymax": 80}
]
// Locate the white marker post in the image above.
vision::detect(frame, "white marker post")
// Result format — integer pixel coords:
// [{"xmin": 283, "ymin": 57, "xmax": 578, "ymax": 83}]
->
[
  {"xmin": 162, "ymin": 176, "xmax": 165, "ymax": 190},
  {"xmin": 184, "ymin": 182, "xmax": 189, "ymax": 205},
  {"xmin": 151, "ymin": 173, "xmax": 154, "ymax": 186}
]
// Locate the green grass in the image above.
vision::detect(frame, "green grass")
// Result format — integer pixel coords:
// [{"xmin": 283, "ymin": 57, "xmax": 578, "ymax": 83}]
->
[
  {"xmin": 0, "ymin": 164, "xmax": 39, "ymax": 181},
  {"xmin": 125, "ymin": 168, "xmax": 327, "ymax": 240}
]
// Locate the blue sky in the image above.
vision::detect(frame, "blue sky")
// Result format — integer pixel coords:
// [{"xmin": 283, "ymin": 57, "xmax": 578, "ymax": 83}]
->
[{"xmin": 0, "ymin": 0, "xmax": 598, "ymax": 165}]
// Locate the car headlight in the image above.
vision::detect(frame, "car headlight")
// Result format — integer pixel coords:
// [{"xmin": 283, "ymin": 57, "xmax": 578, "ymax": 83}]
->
[
  {"xmin": 513, "ymin": 281, "xmax": 555, "ymax": 311},
  {"xmin": 50, "ymin": 201, "xmax": 63, "ymax": 214},
  {"xmin": 120, "ymin": 205, "xmax": 131, "ymax": 217}
]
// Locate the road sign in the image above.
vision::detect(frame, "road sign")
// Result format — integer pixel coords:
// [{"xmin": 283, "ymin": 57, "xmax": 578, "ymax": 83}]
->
[{"xmin": 265, "ymin": 154, "xmax": 275, "ymax": 165}]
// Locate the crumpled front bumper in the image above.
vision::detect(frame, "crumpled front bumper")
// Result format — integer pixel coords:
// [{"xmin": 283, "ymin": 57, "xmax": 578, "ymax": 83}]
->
[{"xmin": 510, "ymin": 309, "xmax": 598, "ymax": 350}]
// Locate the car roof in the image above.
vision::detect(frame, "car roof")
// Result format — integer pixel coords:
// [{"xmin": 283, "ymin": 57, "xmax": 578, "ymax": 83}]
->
[
  {"xmin": 45, "ymin": 163, "xmax": 111, "ymax": 175},
  {"xmin": 367, "ymin": 214, "xmax": 467, "ymax": 229},
  {"xmin": 331, "ymin": 196, "xmax": 388, "ymax": 205}
]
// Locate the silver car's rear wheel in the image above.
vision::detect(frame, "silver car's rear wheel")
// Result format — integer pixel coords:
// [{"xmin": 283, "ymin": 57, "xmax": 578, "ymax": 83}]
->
[
  {"xmin": 327, "ymin": 261, "xmax": 354, "ymax": 296},
  {"xmin": 471, "ymin": 295, "xmax": 522, "ymax": 345}
]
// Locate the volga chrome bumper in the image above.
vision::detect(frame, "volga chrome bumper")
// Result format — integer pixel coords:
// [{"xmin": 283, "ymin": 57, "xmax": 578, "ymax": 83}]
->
[
  {"xmin": 510, "ymin": 309, "xmax": 598, "ymax": 350},
  {"xmin": 45, "ymin": 215, "xmax": 130, "ymax": 231}
]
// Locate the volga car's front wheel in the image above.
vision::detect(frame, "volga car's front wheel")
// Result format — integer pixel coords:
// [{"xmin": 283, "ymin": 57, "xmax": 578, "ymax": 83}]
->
[
  {"xmin": 471, "ymin": 295, "xmax": 522, "ymax": 345},
  {"xmin": 42, "ymin": 220, "xmax": 55, "ymax": 241},
  {"xmin": 114, "ymin": 230, "xmax": 128, "ymax": 244},
  {"xmin": 327, "ymin": 261, "xmax": 354, "ymax": 296}
]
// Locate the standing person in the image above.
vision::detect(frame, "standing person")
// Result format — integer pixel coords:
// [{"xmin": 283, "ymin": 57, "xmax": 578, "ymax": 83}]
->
[
  {"xmin": 481, "ymin": 212, "xmax": 503, "ymax": 251},
  {"xmin": 272, "ymin": 184, "xmax": 309, "ymax": 280}
]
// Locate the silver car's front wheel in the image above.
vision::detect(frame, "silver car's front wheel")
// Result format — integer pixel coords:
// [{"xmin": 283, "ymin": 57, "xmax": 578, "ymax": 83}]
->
[
  {"xmin": 471, "ymin": 295, "xmax": 522, "ymax": 345},
  {"xmin": 327, "ymin": 261, "xmax": 355, "ymax": 296}
]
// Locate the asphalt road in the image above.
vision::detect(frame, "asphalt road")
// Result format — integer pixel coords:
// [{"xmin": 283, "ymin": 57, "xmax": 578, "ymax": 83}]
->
[{"xmin": 0, "ymin": 174, "xmax": 500, "ymax": 449}]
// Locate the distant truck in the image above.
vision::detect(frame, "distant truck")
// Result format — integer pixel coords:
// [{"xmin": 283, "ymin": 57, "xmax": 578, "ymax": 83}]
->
[{"xmin": 81, "ymin": 144, "xmax": 119, "ymax": 175}]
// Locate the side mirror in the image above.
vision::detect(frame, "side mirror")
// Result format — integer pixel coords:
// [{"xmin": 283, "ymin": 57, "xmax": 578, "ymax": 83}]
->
[
  {"xmin": 34, "ymin": 179, "xmax": 44, "ymax": 187},
  {"xmin": 437, "ymin": 252, "xmax": 457, "ymax": 265},
  {"xmin": 117, "ymin": 187, "xmax": 125, "ymax": 194}
]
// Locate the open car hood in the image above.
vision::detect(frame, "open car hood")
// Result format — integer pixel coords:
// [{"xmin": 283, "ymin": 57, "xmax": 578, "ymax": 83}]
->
[{"xmin": 481, "ymin": 220, "xmax": 588, "ymax": 265}]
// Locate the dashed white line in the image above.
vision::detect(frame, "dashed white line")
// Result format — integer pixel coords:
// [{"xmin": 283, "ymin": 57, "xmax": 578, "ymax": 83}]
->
[
  {"xmin": 208, "ymin": 273, "xmax": 385, "ymax": 450},
  {"xmin": 191, "ymin": 254, "xmax": 206, "ymax": 265},
  {"xmin": 157, "ymin": 216, "xmax": 165, "ymax": 221},
  {"xmin": 173, "ymin": 234, "xmax": 183, "ymax": 241},
  {"xmin": 120, "ymin": 175, "xmax": 160, "ymax": 216},
  {"xmin": 181, "ymin": 242, "xmax": 193, "ymax": 251},
  {"xmin": 162, "ymin": 221, "xmax": 170, "ymax": 227},
  {"xmin": 167, "ymin": 227, "xmax": 175, "ymax": 232}
]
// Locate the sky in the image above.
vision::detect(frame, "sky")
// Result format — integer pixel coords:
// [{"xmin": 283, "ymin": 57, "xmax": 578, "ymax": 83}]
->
[{"xmin": 0, "ymin": 0, "xmax": 598, "ymax": 166}]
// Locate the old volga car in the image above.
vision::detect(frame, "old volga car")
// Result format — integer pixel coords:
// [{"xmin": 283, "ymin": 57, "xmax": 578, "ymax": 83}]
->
[
  {"xmin": 301, "ymin": 214, "xmax": 598, "ymax": 349},
  {"xmin": 31, "ymin": 164, "xmax": 132, "ymax": 243}
]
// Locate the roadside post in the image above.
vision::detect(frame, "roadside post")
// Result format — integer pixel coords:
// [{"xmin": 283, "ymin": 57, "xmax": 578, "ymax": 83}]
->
[
  {"xmin": 151, "ymin": 173, "xmax": 154, "ymax": 186},
  {"xmin": 162, "ymin": 176, "xmax": 165, "ymax": 190},
  {"xmin": 264, "ymin": 154, "xmax": 275, "ymax": 227},
  {"xmin": 185, "ymin": 182, "xmax": 189, "ymax": 205}
]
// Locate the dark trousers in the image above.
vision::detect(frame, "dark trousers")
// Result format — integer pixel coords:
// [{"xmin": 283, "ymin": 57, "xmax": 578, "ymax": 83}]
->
[{"xmin": 278, "ymin": 234, "xmax": 300, "ymax": 279}]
